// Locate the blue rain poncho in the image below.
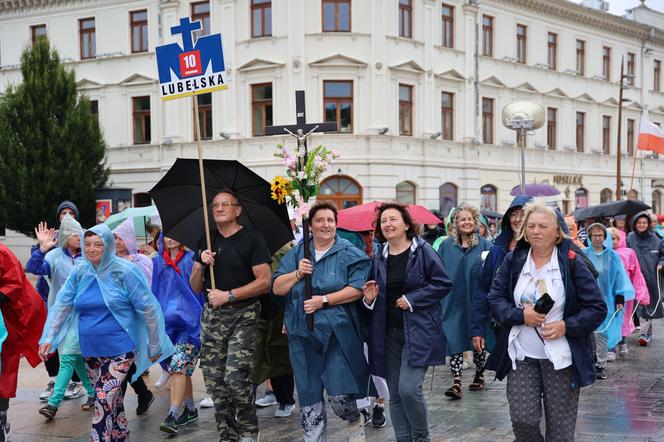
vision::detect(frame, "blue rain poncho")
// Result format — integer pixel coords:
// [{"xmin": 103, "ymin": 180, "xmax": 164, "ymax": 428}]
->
[
  {"xmin": 0, "ymin": 310, "xmax": 6, "ymax": 370},
  {"xmin": 40, "ymin": 224, "xmax": 174, "ymax": 382},
  {"xmin": 583, "ymin": 223, "xmax": 635, "ymax": 349},
  {"xmin": 151, "ymin": 234, "xmax": 203, "ymax": 347}
]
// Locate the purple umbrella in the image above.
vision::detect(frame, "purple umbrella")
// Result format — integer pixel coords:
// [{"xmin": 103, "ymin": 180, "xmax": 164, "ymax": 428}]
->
[{"xmin": 510, "ymin": 183, "xmax": 560, "ymax": 197}]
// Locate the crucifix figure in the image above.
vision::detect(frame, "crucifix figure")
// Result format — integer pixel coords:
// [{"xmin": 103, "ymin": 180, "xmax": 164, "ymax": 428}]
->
[{"xmin": 266, "ymin": 90, "xmax": 337, "ymax": 331}]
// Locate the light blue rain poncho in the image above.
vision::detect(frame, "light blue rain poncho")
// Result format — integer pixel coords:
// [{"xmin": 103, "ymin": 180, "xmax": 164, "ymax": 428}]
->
[
  {"xmin": 44, "ymin": 214, "xmax": 84, "ymax": 308},
  {"xmin": 583, "ymin": 223, "xmax": 635, "ymax": 349},
  {"xmin": 0, "ymin": 310, "xmax": 6, "ymax": 370},
  {"xmin": 40, "ymin": 224, "xmax": 174, "ymax": 382}
]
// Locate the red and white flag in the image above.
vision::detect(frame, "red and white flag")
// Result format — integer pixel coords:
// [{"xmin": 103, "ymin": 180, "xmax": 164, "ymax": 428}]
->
[{"xmin": 637, "ymin": 118, "xmax": 664, "ymax": 154}]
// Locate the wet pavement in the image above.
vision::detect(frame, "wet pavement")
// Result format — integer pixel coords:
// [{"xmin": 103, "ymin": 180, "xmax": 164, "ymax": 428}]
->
[{"xmin": 6, "ymin": 320, "xmax": 664, "ymax": 441}]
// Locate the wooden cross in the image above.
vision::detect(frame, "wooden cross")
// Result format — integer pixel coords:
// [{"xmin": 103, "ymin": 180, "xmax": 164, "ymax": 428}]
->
[{"xmin": 265, "ymin": 90, "xmax": 338, "ymax": 139}]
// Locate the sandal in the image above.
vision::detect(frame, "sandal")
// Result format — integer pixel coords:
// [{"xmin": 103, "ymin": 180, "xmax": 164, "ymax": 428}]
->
[
  {"xmin": 469, "ymin": 373, "xmax": 485, "ymax": 391},
  {"xmin": 81, "ymin": 397, "xmax": 95, "ymax": 411},
  {"xmin": 444, "ymin": 380, "xmax": 462, "ymax": 400}
]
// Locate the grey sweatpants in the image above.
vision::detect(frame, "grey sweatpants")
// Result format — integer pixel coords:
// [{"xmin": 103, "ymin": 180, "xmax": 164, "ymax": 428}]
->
[{"xmin": 506, "ymin": 358, "xmax": 580, "ymax": 442}]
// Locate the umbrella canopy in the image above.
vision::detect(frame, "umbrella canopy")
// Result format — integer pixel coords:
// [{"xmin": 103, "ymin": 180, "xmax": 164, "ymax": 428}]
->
[
  {"xmin": 149, "ymin": 158, "xmax": 293, "ymax": 255},
  {"xmin": 510, "ymin": 183, "xmax": 560, "ymax": 197},
  {"xmin": 337, "ymin": 201, "xmax": 442, "ymax": 232},
  {"xmin": 574, "ymin": 200, "xmax": 651, "ymax": 221},
  {"xmin": 104, "ymin": 205, "xmax": 157, "ymax": 238},
  {"xmin": 481, "ymin": 209, "xmax": 503, "ymax": 219}
]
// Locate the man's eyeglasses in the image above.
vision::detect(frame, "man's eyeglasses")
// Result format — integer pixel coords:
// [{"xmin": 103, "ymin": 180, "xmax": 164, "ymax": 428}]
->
[{"xmin": 211, "ymin": 201, "xmax": 240, "ymax": 209}]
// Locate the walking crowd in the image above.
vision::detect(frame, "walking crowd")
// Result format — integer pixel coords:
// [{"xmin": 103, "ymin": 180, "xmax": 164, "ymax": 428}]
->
[{"xmin": 1, "ymin": 192, "xmax": 663, "ymax": 442}]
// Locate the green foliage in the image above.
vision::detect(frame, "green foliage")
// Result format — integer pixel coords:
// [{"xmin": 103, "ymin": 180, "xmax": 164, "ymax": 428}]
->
[{"xmin": 0, "ymin": 38, "xmax": 108, "ymax": 235}]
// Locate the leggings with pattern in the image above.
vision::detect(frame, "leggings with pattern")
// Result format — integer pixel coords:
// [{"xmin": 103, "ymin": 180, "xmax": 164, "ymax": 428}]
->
[{"xmin": 449, "ymin": 350, "xmax": 486, "ymax": 379}]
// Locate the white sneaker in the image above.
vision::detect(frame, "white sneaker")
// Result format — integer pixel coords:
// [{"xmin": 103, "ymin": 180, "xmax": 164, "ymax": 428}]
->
[
  {"xmin": 200, "ymin": 397, "xmax": 214, "ymax": 408},
  {"xmin": 64, "ymin": 382, "xmax": 83, "ymax": 399},
  {"xmin": 39, "ymin": 381, "xmax": 55, "ymax": 401},
  {"xmin": 274, "ymin": 404, "xmax": 295, "ymax": 418},
  {"xmin": 155, "ymin": 370, "xmax": 171, "ymax": 388},
  {"xmin": 255, "ymin": 392, "xmax": 277, "ymax": 407},
  {"xmin": 607, "ymin": 351, "xmax": 616, "ymax": 362},
  {"xmin": 239, "ymin": 432, "xmax": 260, "ymax": 442}
]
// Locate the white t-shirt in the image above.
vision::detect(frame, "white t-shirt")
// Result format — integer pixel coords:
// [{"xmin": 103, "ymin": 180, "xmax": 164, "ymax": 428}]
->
[{"xmin": 315, "ymin": 245, "xmax": 333, "ymax": 262}]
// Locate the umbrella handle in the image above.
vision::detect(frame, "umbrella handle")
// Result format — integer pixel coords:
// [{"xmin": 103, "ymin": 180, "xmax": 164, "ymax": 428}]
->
[{"xmin": 302, "ymin": 218, "xmax": 314, "ymax": 332}]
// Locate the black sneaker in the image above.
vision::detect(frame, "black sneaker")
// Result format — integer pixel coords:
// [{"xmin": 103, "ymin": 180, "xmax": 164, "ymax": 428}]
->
[
  {"xmin": 371, "ymin": 405, "xmax": 386, "ymax": 428},
  {"xmin": 159, "ymin": 413, "xmax": 178, "ymax": 434},
  {"xmin": 0, "ymin": 411, "xmax": 9, "ymax": 442},
  {"xmin": 175, "ymin": 407, "xmax": 199, "ymax": 426},
  {"xmin": 595, "ymin": 365, "xmax": 608, "ymax": 380},
  {"xmin": 136, "ymin": 390, "xmax": 154, "ymax": 415},
  {"xmin": 38, "ymin": 404, "xmax": 58, "ymax": 420}
]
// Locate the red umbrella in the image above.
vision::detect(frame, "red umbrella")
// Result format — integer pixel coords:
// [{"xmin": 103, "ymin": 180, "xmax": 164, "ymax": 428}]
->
[{"xmin": 337, "ymin": 201, "xmax": 442, "ymax": 232}]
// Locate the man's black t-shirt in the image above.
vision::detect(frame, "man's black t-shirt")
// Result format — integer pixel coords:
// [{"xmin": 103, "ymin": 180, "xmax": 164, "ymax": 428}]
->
[{"xmin": 196, "ymin": 225, "xmax": 272, "ymax": 292}]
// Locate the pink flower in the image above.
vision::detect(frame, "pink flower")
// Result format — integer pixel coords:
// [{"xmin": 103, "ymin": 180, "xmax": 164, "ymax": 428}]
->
[{"xmin": 296, "ymin": 170, "xmax": 306, "ymax": 180}]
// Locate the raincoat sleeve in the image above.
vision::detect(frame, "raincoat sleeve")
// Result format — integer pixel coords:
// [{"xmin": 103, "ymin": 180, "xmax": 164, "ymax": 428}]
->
[
  {"xmin": 488, "ymin": 254, "xmax": 526, "ymax": 327},
  {"xmin": 0, "ymin": 248, "xmax": 25, "ymax": 304},
  {"xmin": 629, "ymin": 250, "xmax": 650, "ymax": 305},
  {"xmin": 403, "ymin": 245, "xmax": 452, "ymax": 310},
  {"xmin": 272, "ymin": 246, "xmax": 299, "ymax": 284},
  {"xmin": 470, "ymin": 251, "xmax": 495, "ymax": 338},
  {"xmin": 25, "ymin": 248, "xmax": 50, "ymax": 277},
  {"xmin": 132, "ymin": 254, "xmax": 154, "ymax": 288},
  {"xmin": 39, "ymin": 270, "xmax": 79, "ymax": 349},
  {"xmin": 344, "ymin": 248, "xmax": 371, "ymax": 290},
  {"xmin": 611, "ymin": 253, "xmax": 635, "ymax": 303}
]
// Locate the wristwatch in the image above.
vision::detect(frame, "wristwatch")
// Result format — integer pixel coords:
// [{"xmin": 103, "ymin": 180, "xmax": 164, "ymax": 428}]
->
[
  {"xmin": 322, "ymin": 295, "xmax": 330, "ymax": 309},
  {"xmin": 228, "ymin": 289, "xmax": 237, "ymax": 304}
]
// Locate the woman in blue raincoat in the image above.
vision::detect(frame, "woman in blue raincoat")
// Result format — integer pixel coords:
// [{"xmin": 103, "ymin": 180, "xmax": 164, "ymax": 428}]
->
[
  {"xmin": 437, "ymin": 203, "xmax": 492, "ymax": 399},
  {"xmin": 583, "ymin": 223, "xmax": 634, "ymax": 380},
  {"xmin": 273, "ymin": 202, "xmax": 371, "ymax": 442},
  {"xmin": 151, "ymin": 234, "xmax": 203, "ymax": 433},
  {"xmin": 39, "ymin": 224, "xmax": 174, "ymax": 442}
]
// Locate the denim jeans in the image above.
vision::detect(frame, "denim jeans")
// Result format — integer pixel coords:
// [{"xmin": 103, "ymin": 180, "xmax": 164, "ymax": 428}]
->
[{"xmin": 385, "ymin": 328, "xmax": 430, "ymax": 442}]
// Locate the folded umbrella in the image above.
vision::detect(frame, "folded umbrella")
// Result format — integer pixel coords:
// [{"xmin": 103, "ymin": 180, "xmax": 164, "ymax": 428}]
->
[
  {"xmin": 149, "ymin": 158, "xmax": 293, "ymax": 255},
  {"xmin": 337, "ymin": 201, "xmax": 443, "ymax": 232}
]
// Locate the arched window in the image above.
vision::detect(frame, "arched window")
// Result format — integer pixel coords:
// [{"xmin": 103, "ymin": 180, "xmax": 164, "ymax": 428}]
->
[
  {"xmin": 480, "ymin": 184, "xmax": 497, "ymax": 212},
  {"xmin": 652, "ymin": 189, "xmax": 663, "ymax": 214},
  {"xmin": 627, "ymin": 189, "xmax": 638, "ymax": 200},
  {"xmin": 575, "ymin": 187, "xmax": 588, "ymax": 209},
  {"xmin": 396, "ymin": 181, "xmax": 416, "ymax": 205},
  {"xmin": 600, "ymin": 188, "xmax": 613, "ymax": 204},
  {"xmin": 439, "ymin": 182, "xmax": 457, "ymax": 216},
  {"xmin": 319, "ymin": 175, "xmax": 363, "ymax": 209}
]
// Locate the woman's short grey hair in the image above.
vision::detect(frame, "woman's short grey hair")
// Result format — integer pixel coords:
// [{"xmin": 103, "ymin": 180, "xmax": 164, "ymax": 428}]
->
[{"xmin": 516, "ymin": 202, "xmax": 569, "ymax": 245}]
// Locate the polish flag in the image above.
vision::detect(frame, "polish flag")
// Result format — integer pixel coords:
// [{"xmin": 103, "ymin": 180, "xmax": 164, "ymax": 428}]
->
[{"xmin": 637, "ymin": 118, "xmax": 664, "ymax": 154}]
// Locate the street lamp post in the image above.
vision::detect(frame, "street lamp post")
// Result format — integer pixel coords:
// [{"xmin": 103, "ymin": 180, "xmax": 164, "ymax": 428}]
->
[{"xmin": 616, "ymin": 58, "xmax": 625, "ymax": 201}]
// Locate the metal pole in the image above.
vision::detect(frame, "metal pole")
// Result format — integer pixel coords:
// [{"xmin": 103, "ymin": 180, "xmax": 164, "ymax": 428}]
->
[
  {"xmin": 520, "ymin": 126, "xmax": 526, "ymax": 195},
  {"xmin": 194, "ymin": 94, "xmax": 216, "ymax": 290},
  {"xmin": 616, "ymin": 58, "xmax": 625, "ymax": 201}
]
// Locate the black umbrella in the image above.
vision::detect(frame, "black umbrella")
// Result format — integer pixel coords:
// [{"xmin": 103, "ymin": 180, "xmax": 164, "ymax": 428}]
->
[
  {"xmin": 481, "ymin": 209, "xmax": 503, "ymax": 219},
  {"xmin": 149, "ymin": 158, "xmax": 293, "ymax": 255},
  {"xmin": 574, "ymin": 199, "xmax": 651, "ymax": 221}
]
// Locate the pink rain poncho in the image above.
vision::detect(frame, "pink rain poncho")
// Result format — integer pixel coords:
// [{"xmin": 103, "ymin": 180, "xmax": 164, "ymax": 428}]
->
[
  {"xmin": 112, "ymin": 218, "xmax": 154, "ymax": 285},
  {"xmin": 614, "ymin": 234, "xmax": 649, "ymax": 337}
]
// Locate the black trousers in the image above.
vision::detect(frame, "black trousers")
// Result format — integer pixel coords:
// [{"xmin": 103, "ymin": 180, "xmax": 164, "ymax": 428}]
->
[
  {"xmin": 119, "ymin": 362, "xmax": 150, "ymax": 397},
  {"xmin": 44, "ymin": 350, "xmax": 81, "ymax": 382},
  {"xmin": 271, "ymin": 374, "xmax": 295, "ymax": 406}
]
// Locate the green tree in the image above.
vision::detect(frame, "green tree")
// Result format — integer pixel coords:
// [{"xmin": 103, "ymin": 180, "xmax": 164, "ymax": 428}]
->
[{"xmin": 0, "ymin": 38, "xmax": 108, "ymax": 236}]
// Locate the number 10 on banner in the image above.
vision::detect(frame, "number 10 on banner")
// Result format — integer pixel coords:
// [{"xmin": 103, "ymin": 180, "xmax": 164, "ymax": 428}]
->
[{"xmin": 179, "ymin": 50, "xmax": 202, "ymax": 77}]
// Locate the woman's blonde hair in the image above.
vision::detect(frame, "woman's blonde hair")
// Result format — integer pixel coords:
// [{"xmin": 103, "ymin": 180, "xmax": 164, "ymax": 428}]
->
[
  {"xmin": 607, "ymin": 227, "xmax": 621, "ymax": 241},
  {"xmin": 449, "ymin": 202, "xmax": 481, "ymax": 247},
  {"xmin": 516, "ymin": 202, "xmax": 569, "ymax": 245}
]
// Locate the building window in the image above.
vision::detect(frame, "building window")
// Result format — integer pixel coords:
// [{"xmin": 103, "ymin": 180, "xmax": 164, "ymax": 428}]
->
[
  {"xmin": 323, "ymin": 80, "xmax": 353, "ymax": 133},
  {"xmin": 251, "ymin": 0, "xmax": 272, "ymax": 37},
  {"xmin": 399, "ymin": 84, "xmax": 413, "ymax": 136},
  {"xmin": 441, "ymin": 3, "xmax": 454, "ymax": 48},
  {"xmin": 600, "ymin": 188, "xmax": 613, "ymax": 203},
  {"xmin": 90, "ymin": 99, "xmax": 99, "ymax": 119},
  {"xmin": 652, "ymin": 189, "xmax": 663, "ymax": 215},
  {"xmin": 575, "ymin": 187, "xmax": 588, "ymax": 209},
  {"xmin": 480, "ymin": 184, "xmax": 497, "ymax": 212},
  {"xmin": 627, "ymin": 189, "xmax": 638, "ymax": 200},
  {"xmin": 251, "ymin": 83, "xmax": 273, "ymax": 136},
  {"xmin": 132, "ymin": 96, "xmax": 151, "ymax": 145},
  {"xmin": 482, "ymin": 15, "xmax": 493, "ymax": 57},
  {"xmin": 319, "ymin": 175, "xmax": 362, "ymax": 209},
  {"xmin": 396, "ymin": 181, "xmax": 416, "ymax": 205},
  {"xmin": 548, "ymin": 32, "xmax": 557, "ymax": 70},
  {"xmin": 196, "ymin": 93, "xmax": 212, "ymax": 140},
  {"xmin": 79, "ymin": 18, "xmax": 96, "ymax": 59},
  {"xmin": 441, "ymin": 91, "xmax": 454, "ymax": 140},
  {"xmin": 439, "ymin": 182, "xmax": 457, "ymax": 216},
  {"xmin": 482, "ymin": 97, "xmax": 493, "ymax": 144},
  {"xmin": 627, "ymin": 52, "xmax": 635, "ymax": 86},
  {"xmin": 31, "ymin": 24, "xmax": 46, "ymax": 45},
  {"xmin": 654, "ymin": 60, "xmax": 661, "ymax": 91},
  {"xmin": 130, "ymin": 10, "xmax": 148, "ymax": 53},
  {"xmin": 627, "ymin": 118, "xmax": 635, "ymax": 156},
  {"xmin": 516, "ymin": 24, "xmax": 527, "ymax": 64},
  {"xmin": 602, "ymin": 115, "xmax": 611, "ymax": 154},
  {"xmin": 322, "ymin": 0, "xmax": 350, "ymax": 32},
  {"xmin": 576, "ymin": 112, "xmax": 585, "ymax": 153},
  {"xmin": 547, "ymin": 108, "xmax": 556, "ymax": 150},
  {"xmin": 576, "ymin": 40, "xmax": 585, "ymax": 75},
  {"xmin": 399, "ymin": 0, "xmax": 412, "ymax": 38},
  {"xmin": 603, "ymin": 46, "xmax": 611, "ymax": 81},
  {"xmin": 191, "ymin": 1, "xmax": 210, "ymax": 39}
]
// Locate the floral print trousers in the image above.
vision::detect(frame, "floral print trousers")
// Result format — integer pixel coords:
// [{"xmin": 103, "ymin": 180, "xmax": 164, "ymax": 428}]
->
[{"xmin": 85, "ymin": 352, "xmax": 135, "ymax": 442}]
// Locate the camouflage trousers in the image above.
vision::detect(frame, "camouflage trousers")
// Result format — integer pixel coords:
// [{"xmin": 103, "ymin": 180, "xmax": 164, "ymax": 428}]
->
[{"xmin": 200, "ymin": 301, "xmax": 260, "ymax": 441}]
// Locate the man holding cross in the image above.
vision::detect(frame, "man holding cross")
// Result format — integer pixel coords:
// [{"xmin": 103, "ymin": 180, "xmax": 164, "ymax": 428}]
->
[{"xmin": 190, "ymin": 190, "xmax": 271, "ymax": 442}]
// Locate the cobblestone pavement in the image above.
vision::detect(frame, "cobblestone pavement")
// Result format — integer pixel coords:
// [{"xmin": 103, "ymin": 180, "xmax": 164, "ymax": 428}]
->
[{"xmin": 6, "ymin": 321, "xmax": 664, "ymax": 441}]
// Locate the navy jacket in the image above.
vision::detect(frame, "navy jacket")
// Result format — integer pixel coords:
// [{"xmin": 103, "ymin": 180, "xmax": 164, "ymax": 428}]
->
[
  {"xmin": 486, "ymin": 239, "xmax": 607, "ymax": 389},
  {"xmin": 366, "ymin": 237, "xmax": 453, "ymax": 378}
]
